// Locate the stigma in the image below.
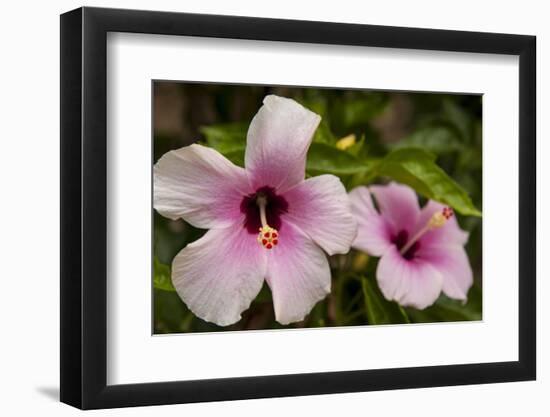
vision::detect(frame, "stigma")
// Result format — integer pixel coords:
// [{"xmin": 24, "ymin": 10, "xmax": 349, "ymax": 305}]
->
[
  {"xmin": 258, "ymin": 225, "xmax": 279, "ymax": 249},
  {"xmin": 428, "ymin": 206, "xmax": 454, "ymax": 229},
  {"xmin": 256, "ymin": 195, "xmax": 279, "ymax": 250}
]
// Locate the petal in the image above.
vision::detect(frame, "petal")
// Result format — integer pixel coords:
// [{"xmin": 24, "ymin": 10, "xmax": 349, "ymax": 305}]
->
[
  {"xmin": 370, "ymin": 182, "xmax": 420, "ymax": 233},
  {"xmin": 417, "ymin": 245, "xmax": 473, "ymax": 301},
  {"xmin": 282, "ymin": 175, "xmax": 357, "ymax": 256},
  {"xmin": 416, "ymin": 200, "xmax": 469, "ymax": 247},
  {"xmin": 265, "ymin": 223, "xmax": 331, "ymax": 325},
  {"xmin": 377, "ymin": 246, "xmax": 443, "ymax": 309},
  {"xmin": 245, "ymin": 95, "xmax": 321, "ymax": 192},
  {"xmin": 154, "ymin": 144, "xmax": 252, "ymax": 229},
  {"xmin": 171, "ymin": 223, "xmax": 267, "ymax": 326},
  {"xmin": 349, "ymin": 186, "xmax": 394, "ymax": 256}
]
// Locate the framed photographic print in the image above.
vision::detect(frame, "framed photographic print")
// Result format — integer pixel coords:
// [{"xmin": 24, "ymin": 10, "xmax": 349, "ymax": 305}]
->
[{"xmin": 60, "ymin": 6, "xmax": 536, "ymax": 409}]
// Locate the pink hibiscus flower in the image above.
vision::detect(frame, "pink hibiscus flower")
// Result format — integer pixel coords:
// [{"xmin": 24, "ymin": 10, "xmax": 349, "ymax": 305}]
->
[
  {"xmin": 154, "ymin": 95, "xmax": 357, "ymax": 326},
  {"xmin": 349, "ymin": 182, "xmax": 473, "ymax": 309}
]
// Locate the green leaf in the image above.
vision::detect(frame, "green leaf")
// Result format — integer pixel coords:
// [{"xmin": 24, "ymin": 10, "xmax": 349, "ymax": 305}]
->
[
  {"xmin": 197, "ymin": 122, "xmax": 248, "ymax": 166},
  {"xmin": 443, "ymin": 98, "xmax": 472, "ymax": 141},
  {"xmin": 306, "ymin": 143, "xmax": 371, "ymax": 175},
  {"xmin": 333, "ymin": 94, "xmax": 388, "ymax": 130},
  {"xmin": 200, "ymin": 122, "xmax": 247, "ymax": 154},
  {"xmin": 253, "ymin": 282, "xmax": 273, "ymax": 303},
  {"xmin": 312, "ymin": 119, "xmax": 337, "ymax": 145},
  {"xmin": 391, "ymin": 126, "xmax": 463, "ymax": 154},
  {"xmin": 223, "ymin": 148, "xmax": 245, "ymax": 167},
  {"xmin": 361, "ymin": 276, "xmax": 410, "ymax": 325},
  {"xmin": 456, "ymin": 145, "xmax": 482, "ymax": 171},
  {"xmin": 297, "ymin": 97, "xmax": 337, "ymax": 145},
  {"xmin": 154, "ymin": 257, "xmax": 176, "ymax": 292},
  {"xmin": 346, "ymin": 134, "xmax": 366, "ymax": 157},
  {"xmin": 406, "ymin": 285, "xmax": 482, "ymax": 323},
  {"xmin": 375, "ymin": 148, "xmax": 481, "ymax": 217}
]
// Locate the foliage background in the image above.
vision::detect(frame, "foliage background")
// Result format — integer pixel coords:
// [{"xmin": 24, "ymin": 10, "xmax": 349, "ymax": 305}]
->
[{"xmin": 153, "ymin": 82, "xmax": 482, "ymax": 334}]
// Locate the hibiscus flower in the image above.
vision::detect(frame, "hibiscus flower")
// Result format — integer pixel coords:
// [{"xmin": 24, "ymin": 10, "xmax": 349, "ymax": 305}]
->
[
  {"xmin": 154, "ymin": 95, "xmax": 357, "ymax": 326},
  {"xmin": 349, "ymin": 182, "xmax": 473, "ymax": 309}
]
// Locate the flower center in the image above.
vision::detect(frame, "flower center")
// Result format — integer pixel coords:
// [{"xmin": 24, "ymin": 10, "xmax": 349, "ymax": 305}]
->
[
  {"xmin": 240, "ymin": 187, "xmax": 288, "ymax": 249},
  {"xmin": 391, "ymin": 230, "xmax": 420, "ymax": 260},
  {"xmin": 398, "ymin": 206, "xmax": 454, "ymax": 259}
]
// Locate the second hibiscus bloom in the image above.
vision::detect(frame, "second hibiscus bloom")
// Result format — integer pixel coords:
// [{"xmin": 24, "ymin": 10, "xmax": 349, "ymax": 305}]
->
[{"xmin": 350, "ymin": 182, "xmax": 473, "ymax": 309}]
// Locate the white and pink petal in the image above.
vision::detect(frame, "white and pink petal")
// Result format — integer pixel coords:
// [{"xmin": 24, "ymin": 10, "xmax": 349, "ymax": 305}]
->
[
  {"xmin": 417, "ymin": 245, "xmax": 473, "ymax": 301},
  {"xmin": 171, "ymin": 223, "xmax": 267, "ymax": 327},
  {"xmin": 265, "ymin": 223, "xmax": 331, "ymax": 325},
  {"xmin": 370, "ymin": 182, "xmax": 421, "ymax": 233},
  {"xmin": 154, "ymin": 144, "xmax": 252, "ymax": 229},
  {"xmin": 283, "ymin": 174, "xmax": 357, "ymax": 256},
  {"xmin": 377, "ymin": 246, "xmax": 443, "ymax": 310},
  {"xmin": 245, "ymin": 95, "xmax": 321, "ymax": 192},
  {"xmin": 349, "ymin": 186, "xmax": 394, "ymax": 257}
]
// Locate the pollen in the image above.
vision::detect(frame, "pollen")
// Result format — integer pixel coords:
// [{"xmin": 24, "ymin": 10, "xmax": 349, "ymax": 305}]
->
[{"xmin": 258, "ymin": 225, "xmax": 279, "ymax": 249}]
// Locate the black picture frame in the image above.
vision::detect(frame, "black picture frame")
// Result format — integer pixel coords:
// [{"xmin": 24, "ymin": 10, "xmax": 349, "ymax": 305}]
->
[{"xmin": 60, "ymin": 6, "xmax": 536, "ymax": 410}]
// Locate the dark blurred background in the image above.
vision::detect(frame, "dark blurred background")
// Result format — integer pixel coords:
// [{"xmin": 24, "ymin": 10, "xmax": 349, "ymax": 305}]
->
[{"xmin": 153, "ymin": 82, "xmax": 482, "ymax": 334}]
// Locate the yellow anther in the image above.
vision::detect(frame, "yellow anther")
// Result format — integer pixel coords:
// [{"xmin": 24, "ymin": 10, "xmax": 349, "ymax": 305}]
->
[
  {"xmin": 428, "ymin": 207, "xmax": 453, "ymax": 229},
  {"xmin": 428, "ymin": 212, "xmax": 447, "ymax": 229}
]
